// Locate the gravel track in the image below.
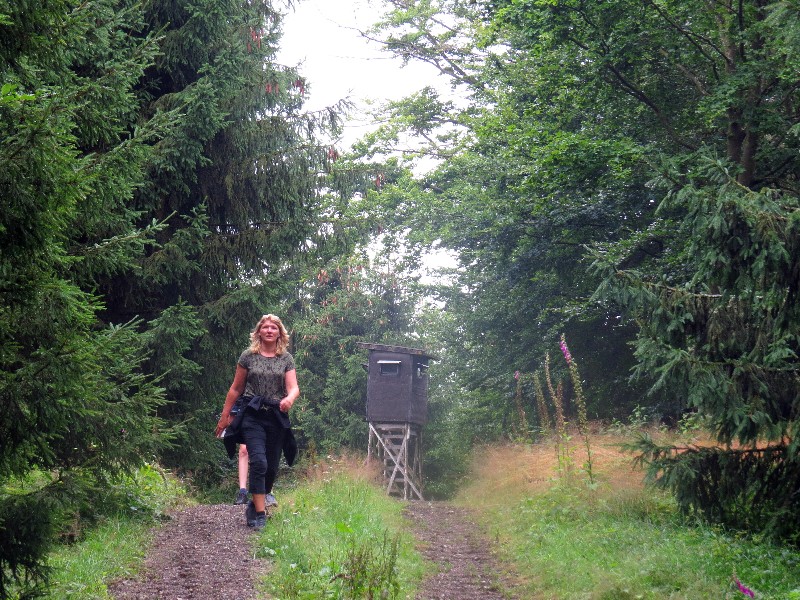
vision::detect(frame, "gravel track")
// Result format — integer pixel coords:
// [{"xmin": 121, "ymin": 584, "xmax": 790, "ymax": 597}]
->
[{"xmin": 108, "ymin": 500, "xmax": 519, "ymax": 599}]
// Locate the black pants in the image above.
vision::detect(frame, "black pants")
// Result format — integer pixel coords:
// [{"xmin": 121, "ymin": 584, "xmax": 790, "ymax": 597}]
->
[{"xmin": 240, "ymin": 408, "xmax": 286, "ymax": 495}]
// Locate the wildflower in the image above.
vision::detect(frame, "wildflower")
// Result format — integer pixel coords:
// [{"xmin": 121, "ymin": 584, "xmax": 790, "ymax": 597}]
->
[
  {"xmin": 559, "ymin": 334, "xmax": 572, "ymax": 364},
  {"xmin": 734, "ymin": 577, "xmax": 755, "ymax": 598},
  {"xmin": 558, "ymin": 334, "xmax": 594, "ymax": 484},
  {"xmin": 514, "ymin": 370, "xmax": 520, "ymax": 380}
]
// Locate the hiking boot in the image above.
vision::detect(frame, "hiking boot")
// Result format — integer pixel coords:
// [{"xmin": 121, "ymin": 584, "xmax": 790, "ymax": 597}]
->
[
  {"xmin": 245, "ymin": 500, "xmax": 257, "ymax": 527},
  {"xmin": 233, "ymin": 488, "xmax": 248, "ymax": 505},
  {"xmin": 265, "ymin": 493, "xmax": 278, "ymax": 508},
  {"xmin": 253, "ymin": 511, "xmax": 268, "ymax": 531}
]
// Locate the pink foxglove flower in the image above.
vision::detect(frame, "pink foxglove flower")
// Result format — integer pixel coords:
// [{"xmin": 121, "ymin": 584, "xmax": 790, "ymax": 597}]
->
[
  {"xmin": 559, "ymin": 334, "xmax": 572, "ymax": 364},
  {"xmin": 734, "ymin": 578, "xmax": 755, "ymax": 598}
]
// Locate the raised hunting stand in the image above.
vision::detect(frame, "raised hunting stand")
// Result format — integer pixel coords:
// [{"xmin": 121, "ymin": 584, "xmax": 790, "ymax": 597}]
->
[{"xmin": 357, "ymin": 342, "xmax": 435, "ymax": 500}]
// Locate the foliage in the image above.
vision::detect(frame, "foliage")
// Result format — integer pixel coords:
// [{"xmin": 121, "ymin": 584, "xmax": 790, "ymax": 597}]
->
[
  {"xmin": 84, "ymin": 0, "xmax": 346, "ymax": 480},
  {"xmin": 283, "ymin": 164, "xmax": 431, "ymax": 453},
  {"xmin": 291, "ymin": 252, "xmax": 420, "ymax": 451},
  {"xmin": 359, "ymin": 0, "xmax": 658, "ymax": 444},
  {"xmin": 0, "ymin": 0, "xmax": 173, "ymax": 595},
  {"xmin": 363, "ymin": 0, "xmax": 800, "ymax": 539},
  {"xmin": 497, "ymin": 0, "xmax": 800, "ymax": 542},
  {"xmin": 595, "ymin": 155, "xmax": 800, "ymax": 541},
  {"xmin": 39, "ymin": 464, "xmax": 187, "ymax": 600},
  {"xmin": 633, "ymin": 435, "xmax": 800, "ymax": 547}
]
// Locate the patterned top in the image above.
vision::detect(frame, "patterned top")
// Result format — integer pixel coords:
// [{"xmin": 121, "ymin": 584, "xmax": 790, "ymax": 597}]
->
[{"xmin": 238, "ymin": 350, "xmax": 295, "ymax": 400}]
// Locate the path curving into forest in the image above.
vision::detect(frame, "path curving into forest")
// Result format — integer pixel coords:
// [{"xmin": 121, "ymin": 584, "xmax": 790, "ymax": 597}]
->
[{"xmin": 108, "ymin": 501, "xmax": 519, "ymax": 599}]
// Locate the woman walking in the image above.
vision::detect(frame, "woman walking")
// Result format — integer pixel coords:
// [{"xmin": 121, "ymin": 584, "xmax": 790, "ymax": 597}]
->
[{"xmin": 215, "ymin": 314, "xmax": 299, "ymax": 530}]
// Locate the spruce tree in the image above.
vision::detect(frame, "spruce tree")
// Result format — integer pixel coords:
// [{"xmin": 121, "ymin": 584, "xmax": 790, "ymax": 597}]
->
[
  {"xmin": 594, "ymin": 159, "xmax": 800, "ymax": 542},
  {"xmin": 578, "ymin": 0, "xmax": 800, "ymax": 541},
  {"xmin": 88, "ymin": 0, "xmax": 344, "ymax": 476},
  {"xmin": 0, "ymin": 0, "xmax": 172, "ymax": 595}
]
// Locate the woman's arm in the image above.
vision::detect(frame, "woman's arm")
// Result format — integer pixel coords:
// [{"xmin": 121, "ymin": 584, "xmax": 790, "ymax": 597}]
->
[
  {"xmin": 279, "ymin": 369, "xmax": 299, "ymax": 413},
  {"xmin": 215, "ymin": 364, "xmax": 248, "ymax": 436}
]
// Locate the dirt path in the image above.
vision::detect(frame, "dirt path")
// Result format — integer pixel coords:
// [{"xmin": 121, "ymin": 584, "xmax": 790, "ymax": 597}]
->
[
  {"xmin": 108, "ymin": 501, "xmax": 518, "ymax": 599},
  {"xmin": 108, "ymin": 504, "xmax": 265, "ymax": 600},
  {"xmin": 404, "ymin": 501, "xmax": 518, "ymax": 600}
]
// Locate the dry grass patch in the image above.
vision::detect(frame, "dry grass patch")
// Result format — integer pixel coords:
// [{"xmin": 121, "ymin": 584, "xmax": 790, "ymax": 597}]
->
[
  {"xmin": 458, "ymin": 428, "xmax": 661, "ymax": 509},
  {"xmin": 299, "ymin": 450, "xmax": 383, "ymax": 486}
]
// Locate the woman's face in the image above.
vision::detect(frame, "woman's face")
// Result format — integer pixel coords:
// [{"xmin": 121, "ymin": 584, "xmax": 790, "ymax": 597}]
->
[{"xmin": 259, "ymin": 320, "xmax": 280, "ymax": 344}]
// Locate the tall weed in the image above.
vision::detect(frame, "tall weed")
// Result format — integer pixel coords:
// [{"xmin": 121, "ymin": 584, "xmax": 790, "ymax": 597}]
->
[
  {"xmin": 559, "ymin": 334, "xmax": 595, "ymax": 485},
  {"xmin": 544, "ymin": 352, "xmax": 574, "ymax": 479}
]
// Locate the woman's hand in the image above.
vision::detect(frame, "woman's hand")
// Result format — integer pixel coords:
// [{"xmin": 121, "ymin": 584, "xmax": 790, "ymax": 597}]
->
[
  {"xmin": 215, "ymin": 412, "xmax": 233, "ymax": 437},
  {"xmin": 279, "ymin": 397, "xmax": 293, "ymax": 413}
]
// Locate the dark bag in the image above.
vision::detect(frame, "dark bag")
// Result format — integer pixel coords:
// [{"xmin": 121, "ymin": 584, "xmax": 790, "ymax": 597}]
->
[
  {"xmin": 221, "ymin": 396, "xmax": 248, "ymax": 459},
  {"xmin": 230, "ymin": 394, "xmax": 246, "ymax": 416}
]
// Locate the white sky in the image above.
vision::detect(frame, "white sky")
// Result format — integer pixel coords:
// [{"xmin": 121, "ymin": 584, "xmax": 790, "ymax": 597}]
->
[
  {"xmin": 277, "ymin": 0, "xmax": 460, "ymax": 276},
  {"xmin": 277, "ymin": 0, "xmax": 442, "ymax": 148}
]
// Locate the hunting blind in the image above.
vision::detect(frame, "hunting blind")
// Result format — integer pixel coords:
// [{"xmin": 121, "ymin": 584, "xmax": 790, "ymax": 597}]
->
[{"xmin": 357, "ymin": 342, "xmax": 436, "ymax": 500}]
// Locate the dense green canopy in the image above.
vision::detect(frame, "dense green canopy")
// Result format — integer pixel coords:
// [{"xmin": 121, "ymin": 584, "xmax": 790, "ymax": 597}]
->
[
  {"xmin": 0, "ymin": 0, "xmax": 343, "ymax": 593},
  {"xmin": 1, "ymin": 0, "xmax": 172, "ymax": 594}
]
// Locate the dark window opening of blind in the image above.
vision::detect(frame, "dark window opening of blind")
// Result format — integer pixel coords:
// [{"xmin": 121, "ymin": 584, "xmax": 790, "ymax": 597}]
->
[{"xmin": 378, "ymin": 360, "xmax": 401, "ymax": 376}]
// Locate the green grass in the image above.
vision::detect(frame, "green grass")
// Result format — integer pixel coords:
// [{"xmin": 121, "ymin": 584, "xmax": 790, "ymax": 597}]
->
[
  {"xmin": 40, "ymin": 464, "xmax": 188, "ymax": 599},
  {"xmin": 252, "ymin": 459, "xmax": 426, "ymax": 599},
  {"xmin": 494, "ymin": 489, "xmax": 800, "ymax": 598},
  {"xmin": 458, "ymin": 439, "xmax": 800, "ymax": 600},
  {"xmin": 44, "ymin": 518, "xmax": 152, "ymax": 599}
]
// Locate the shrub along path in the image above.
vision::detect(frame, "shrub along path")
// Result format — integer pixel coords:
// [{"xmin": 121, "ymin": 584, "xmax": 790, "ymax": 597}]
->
[{"xmin": 108, "ymin": 500, "xmax": 518, "ymax": 599}]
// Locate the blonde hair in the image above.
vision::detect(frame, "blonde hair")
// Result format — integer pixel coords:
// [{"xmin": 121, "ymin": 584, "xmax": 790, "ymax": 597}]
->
[{"xmin": 248, "ymin": 314, "xmax": 290, "ymax": 355}]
